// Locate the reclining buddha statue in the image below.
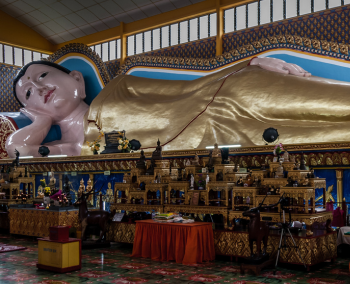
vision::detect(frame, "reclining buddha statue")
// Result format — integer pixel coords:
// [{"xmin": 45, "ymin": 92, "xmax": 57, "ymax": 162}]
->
[{"xmin": 6, "ymin": 56, "xmax": 349, "ymax": 158}]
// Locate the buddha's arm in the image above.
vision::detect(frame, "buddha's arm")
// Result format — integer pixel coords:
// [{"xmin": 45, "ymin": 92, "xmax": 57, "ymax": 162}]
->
[{"xmin": 5, "ymin": 108, "xmax": 52, "ymax": 158}]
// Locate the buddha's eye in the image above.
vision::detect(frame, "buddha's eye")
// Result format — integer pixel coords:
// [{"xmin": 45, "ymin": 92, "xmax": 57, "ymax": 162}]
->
[
  {"xmin": 38, "ymin": 72, "xmax": 48, "ymax": 80},
  {"xmin": 26, "ymin": 88, "xmax": 32, "ymax": 100}
]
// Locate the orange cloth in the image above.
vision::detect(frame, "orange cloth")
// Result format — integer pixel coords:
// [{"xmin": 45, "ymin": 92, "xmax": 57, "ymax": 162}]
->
[{"xmin": 131, "ymin": 220, "xmax": 215, "ymax": 264}]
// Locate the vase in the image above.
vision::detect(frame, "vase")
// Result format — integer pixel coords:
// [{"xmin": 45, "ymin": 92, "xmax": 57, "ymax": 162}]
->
[{"xmin": 93, "ymin": 150, "xmax": 98, "ymax": 155}]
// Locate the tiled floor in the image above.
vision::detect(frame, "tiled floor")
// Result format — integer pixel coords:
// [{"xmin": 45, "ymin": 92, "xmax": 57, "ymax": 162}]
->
[{"xmin": 0, "ymin": 234, "xmax": 348, "ymax": 284}]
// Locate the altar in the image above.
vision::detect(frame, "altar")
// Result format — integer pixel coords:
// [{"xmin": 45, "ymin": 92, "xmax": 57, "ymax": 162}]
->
[{"xmin": 9, "ymin": 208, "xmax": 80, "ymax": 237}]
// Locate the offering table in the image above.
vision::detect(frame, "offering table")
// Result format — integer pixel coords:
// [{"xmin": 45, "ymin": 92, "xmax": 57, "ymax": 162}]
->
[{"xmin": 131, "ymin": 220, "xmax": 215, "ymax": 264}]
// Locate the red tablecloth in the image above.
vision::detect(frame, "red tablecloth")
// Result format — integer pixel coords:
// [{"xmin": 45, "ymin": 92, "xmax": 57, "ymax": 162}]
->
[{"xmin": 131, "ymin": 220, "xmax": 215, "ymax": 264}]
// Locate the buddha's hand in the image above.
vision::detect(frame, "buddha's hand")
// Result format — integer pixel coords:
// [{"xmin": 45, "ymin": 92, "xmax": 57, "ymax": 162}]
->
[{"xmin": 250, "ymin": 57, "xmax": 311, "ymax": 77}]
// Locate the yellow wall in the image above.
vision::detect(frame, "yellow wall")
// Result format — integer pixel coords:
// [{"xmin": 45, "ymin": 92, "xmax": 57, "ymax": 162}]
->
[{"xmin": 0, "ymin": 10, "xmax": 54, "ymax": 54}]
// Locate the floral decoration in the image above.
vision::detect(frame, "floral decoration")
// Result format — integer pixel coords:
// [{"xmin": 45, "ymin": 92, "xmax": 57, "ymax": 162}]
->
[
  {"xmin": 86, "ymin": 131, "xmax": 104, "ymax": 154},
  {"xmin": 117, "ymin": 135, "xmax": 131, "ymax": 153},
  {"xmin": 273, "ymin": 143, "xmax": 284, "ymax": 156},
  {"xmin": 44, "ymin": 187, "xmax": 51, "ymax": 197},
  {"xmin": 40, "ymin": 179, "xmax": 46, "ymax": 188}
]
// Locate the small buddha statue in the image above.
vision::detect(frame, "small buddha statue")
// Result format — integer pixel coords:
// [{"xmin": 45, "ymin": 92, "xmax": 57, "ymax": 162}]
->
[
  {"xmin": 78, "ymin": 179, "xmax": 85, "ymax": 196},
  {"xmin": 185, "ymin": 159, "xmax": 191, "ymax": 166},
  {"xmin": 136, "ymin": 150, "xmax": 146, "ymax": 170},
  {"xmin": 310, "ymin": 168, "xmax": 315, "ymax": 178},
  {"xmin": 275, "ymin": 161, "xmax": 284, "ymax": 178},
  {"xmin": 37, "ymin": 185, "xmax": 44, "ymax": 198},
  {"xmin": 106, "ymin": 182, "xmax": 113, "ymax": 196},
  {"xmin": 192, "ymin": 153, "xmax": 200, "ymax": 166},
  {"xmin": 212, "ymin": 143, "xmax": 221, "ymax": 157},
  {"xmin": 86, "ymin": 179, "xmax": 93, "ymax": 204},
  {"xmin": 300, "ymin": 152, "xmax": 307, "ymax": 170},
  {"xmin": 152, "ymin": 139, "xmax": 163, "ymax": 160},
  {"xmin": 190, "ymin": 174, "xmax": 194, "ymax": 189},
  {"xmin": 282, "ymin": 150, "xmax": 289, "ymax": 162},
  {"xmin": 49, "ymin": 170, "xmax": 56, "ymax": 190},
  {"xmin": 290, "ymin": 155, "xmax": 296, "ymax": 163}
]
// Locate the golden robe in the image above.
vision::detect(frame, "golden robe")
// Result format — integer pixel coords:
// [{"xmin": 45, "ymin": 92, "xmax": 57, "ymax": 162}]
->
[{"xmin": 82, "ymin": 60, "xmax": 350, "ymax": 155}]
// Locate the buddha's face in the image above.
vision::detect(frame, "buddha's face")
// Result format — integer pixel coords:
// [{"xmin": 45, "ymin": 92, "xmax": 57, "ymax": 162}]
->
[{"xmin": 16, "ymin": 64, "xmax": 86, "ymax": 122}]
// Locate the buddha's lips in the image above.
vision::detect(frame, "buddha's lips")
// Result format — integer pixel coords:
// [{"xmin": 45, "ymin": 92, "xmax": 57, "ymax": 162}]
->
[{"xmin": 44, "ymin": 89, "xmax": 55, "ymax": 103}]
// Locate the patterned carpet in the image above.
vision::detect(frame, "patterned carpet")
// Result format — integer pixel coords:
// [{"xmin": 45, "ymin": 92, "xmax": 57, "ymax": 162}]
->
[{"xmin": 0, "ymin": 233, "xmax": 348, "ymax": 284}]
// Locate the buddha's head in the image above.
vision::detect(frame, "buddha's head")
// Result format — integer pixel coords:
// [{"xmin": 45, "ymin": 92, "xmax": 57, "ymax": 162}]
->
[{"xmin": 13, "ymin": 61, "xmax": 86, "ymax": 122}]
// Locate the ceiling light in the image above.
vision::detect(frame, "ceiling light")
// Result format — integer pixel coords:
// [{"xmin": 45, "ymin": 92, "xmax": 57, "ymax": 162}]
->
[{"xmin": 19, "ymin": 156, "xmax": 34, "ymax": 159}]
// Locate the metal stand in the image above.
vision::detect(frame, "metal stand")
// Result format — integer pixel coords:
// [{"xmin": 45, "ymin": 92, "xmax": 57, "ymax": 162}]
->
[{"xmin": 274, "ymin": 211, "xmax": 307, "ymax": 274}]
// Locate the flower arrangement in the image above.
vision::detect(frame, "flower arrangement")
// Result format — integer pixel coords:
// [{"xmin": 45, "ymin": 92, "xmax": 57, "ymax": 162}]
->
[
  {"xmin": 273, "ymin": 143, "xmax": 284, "ymax": 156},
  {"xmin": 118, "ymin": 135, "xmax": 131, "ymax": 153},
  {"xmin": 196, "ymin": 174, "xmax": 206, "ymax": 189},
  {"xmin": 86, "ymin": 131, "xmax": 104, "ymax": 154},
  {"xmin": 40, "ymin": 179, "xmax": 46, "ymax": 188},
  {"xmin": 44, "ymin": 187, "xmax": 51, "ymax": 197}
]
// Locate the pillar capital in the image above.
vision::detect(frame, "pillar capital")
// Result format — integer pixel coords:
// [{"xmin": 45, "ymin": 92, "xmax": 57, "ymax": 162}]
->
[{"xmin": 336, "ymin": 169, "xmax": 343, "ymax": 179}]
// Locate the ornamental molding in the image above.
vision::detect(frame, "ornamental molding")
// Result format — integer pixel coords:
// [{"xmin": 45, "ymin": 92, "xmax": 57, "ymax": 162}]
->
[
  {"xmin": 44, "ymin": 43, "xmax": 111, "ymax": 86},
  {"xmin": 118, "ymin": 35, "xmax": 350, "ymax": 75}
]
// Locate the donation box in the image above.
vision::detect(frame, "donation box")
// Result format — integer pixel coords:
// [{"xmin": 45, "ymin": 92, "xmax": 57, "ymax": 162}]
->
[{"xmin": 49, "ymin": 226, "xmax": 70, "ymax": 242}]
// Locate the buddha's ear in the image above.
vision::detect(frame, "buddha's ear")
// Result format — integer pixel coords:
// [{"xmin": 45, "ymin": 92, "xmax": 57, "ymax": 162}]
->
[{"xmin": 69, "ymin": 70, "xmax": 86, "ymax": 99}]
